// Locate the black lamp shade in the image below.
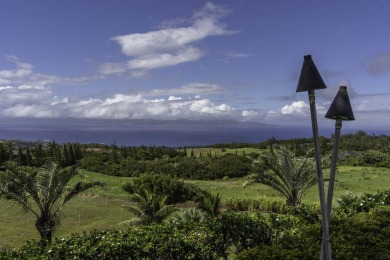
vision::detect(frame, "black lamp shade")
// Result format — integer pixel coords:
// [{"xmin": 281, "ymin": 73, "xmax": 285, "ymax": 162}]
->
[
  {"xmin": 296, "ymin": 55, "xmax": 327, "ymax": 92},
  {"xmin": 325, "ymin": 86, "xmax": 355, "ymax": 120}
]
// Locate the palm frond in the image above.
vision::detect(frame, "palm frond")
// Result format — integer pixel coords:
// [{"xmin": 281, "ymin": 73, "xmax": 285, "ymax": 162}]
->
[
  {"xmin": 119, "ymin": 217, "xmax": 144, "ymax": 227},
  {"xmin": 244, "ymin": 146, "xmax": 318, "ymax": 207},
  {"xmin": 62, "ymin": 180, "xmax": 105, "ymax": 206}
]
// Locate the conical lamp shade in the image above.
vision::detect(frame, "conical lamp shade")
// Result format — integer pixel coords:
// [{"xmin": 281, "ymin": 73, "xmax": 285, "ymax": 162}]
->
[
  {"xmin": 325, "ymin": 86, "xmax": 355, "ymax": 120},
  {"xmin": 296, "ymin": 55, "xmax": 327, "ymax": 92}
]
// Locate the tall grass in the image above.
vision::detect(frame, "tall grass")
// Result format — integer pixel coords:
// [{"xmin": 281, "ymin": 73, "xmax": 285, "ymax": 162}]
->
[{"xmin": 224, "ymin": 197, "xmax": 288, "ymax": 214}]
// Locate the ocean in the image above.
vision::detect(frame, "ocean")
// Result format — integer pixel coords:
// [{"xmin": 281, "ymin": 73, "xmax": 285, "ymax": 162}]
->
[{"xmin": 0, "ymin": 119, "xmax": 385, "ymax": 147}]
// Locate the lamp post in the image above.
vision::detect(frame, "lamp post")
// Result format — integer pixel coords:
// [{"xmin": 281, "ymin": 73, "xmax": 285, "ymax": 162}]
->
[
  {"xmin": 296, "ymin": 55, "xmax": 331, "ymax": 259},
  {"xmin": 320, "ymin": 86, "xmax": 355, "ymax": 259},
  {"xmin": 324, "ymin": 86, "xmax": 355, "ymax": 218}
]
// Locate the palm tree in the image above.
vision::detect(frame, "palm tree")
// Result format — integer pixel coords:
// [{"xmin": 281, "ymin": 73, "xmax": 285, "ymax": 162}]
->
[
  {"xmin": 243, "ymin": 146, "xmax": 321, "ymax": 207},
  {"xmin": 0, "ymin": 162, "xmax": 104, "ymax": 247},
  {"xmin": 172, "ymin": 208, "xmax": 207, "ymax": 224},
  {"xmin": 121, "ymin": 187, "xmax": 176, "ymax": 226},
  {"xmin": 196, "ymin": 191, "xmax": 221, "ymax": 218}
]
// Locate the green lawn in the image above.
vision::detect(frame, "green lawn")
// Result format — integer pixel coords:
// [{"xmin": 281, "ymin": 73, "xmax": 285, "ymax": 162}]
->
[{"xmin": 1, "ymin": 166, "xmax": 390, "ymax": 249}]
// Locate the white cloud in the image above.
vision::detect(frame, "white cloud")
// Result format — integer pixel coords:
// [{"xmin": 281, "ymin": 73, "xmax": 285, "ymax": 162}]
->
[
  {"xmin": 0, "ymin": 85, "xmax": 52, "ymax": 107},
  {"xmin": 0, "ymin": 55, "xmax": 90, "ymax": 88},
  {"xmin": 242, "ymin": 110, "xmax": 258, "ymax": 117},
  {"xmin": 147, "ymin": 82, "xmax": 225, "ymax": 96},
  {"xmin": 127, "ymin": 47, "xmax": 204, "ymax": 70},
  {"xmin": 168, "ymin": 96, "xmax": 183, "ymax": 101},
  {"xmin": 102, "ymin": 2, "xmax": 235, "ymax": 76},
  {"xmin": 281, "ymin": 101, "xmax": 309, "ymax": 115},
  {"xmin": 0, "ymin": 84, "xmax": 247, "ymax": 121}
]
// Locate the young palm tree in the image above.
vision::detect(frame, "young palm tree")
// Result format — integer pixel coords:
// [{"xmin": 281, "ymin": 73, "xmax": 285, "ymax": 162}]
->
[
  {"xmin": 196, "ymin": 191, "xmax": 221, "ymax": 218},
  {"xmin": 243, "ymin": 146, "xmax": 321, "ymax": 207},
  {"xmin": 0, "ymin": 162, "xmax": 104, "ymax": 247},
  {"xmin": 121, "ymin": 187, "xmax": 176, "ymax": 226},
  {"xmin": 172, "ymin": 208, "xmax": 207, "ymax": 225}
]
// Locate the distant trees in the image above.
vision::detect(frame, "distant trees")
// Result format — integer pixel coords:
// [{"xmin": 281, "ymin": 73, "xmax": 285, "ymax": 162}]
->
[
  {"xmin": 0, "ymin": 163, "xmax": 104, "ymax": 246},
  {"xmin": 0, "ymin": 142, "xmax": 84, "ymax": 168},
  {"xmin": 80, "ymin": 150, "xmax": 254, "ymax": 180}
]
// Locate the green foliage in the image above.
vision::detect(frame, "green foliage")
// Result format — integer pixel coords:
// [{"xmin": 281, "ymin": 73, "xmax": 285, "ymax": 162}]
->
[
  {"xmin": 0, "ymin": 163, "xmax": 104, "ymax": 246},
  {"xmin": 237, "ymin": 207, "xmax": 390, "ymax": 259},
  {"xmin": 0, "ymin": 211, "xmax": 273, "ymax": 259},
  {"xmin": 244, "ymin": 146, "xmax": 319, "ymax": 207},
  {"xmin": 335, "ymin": 189, "xmax": 390, "ymax": 217},
  {"xmin": 79, "ymin": 146, "xmax": 186, "ymax": 176},
  {"xmin": 122, "ymin": 173, "xmax": 201, "ymax": 204},
  {"xmin": 121, "ymin": 187, "xmax": 177, "ymax": 226},
  {"xmin": 196, "ymin": 191, "xmax": 221, "ymax": 218},
  {"xmin": 80, "ymin": 148, "xmax": 253, "ymax": 180},
  {"xmin": 208, "ymin": 154, "xmax": 253, "ymax": 179},
  {"xmin": 224, "ymin": 197, "xmax": 288, "ymax": 214},
  {"xmin": 362, "ymin": 149, "xmax": 390, "ymax": 166},
  {"xmin": 287, "ymin": 203, "xmax": 320, "ymax": 224}
]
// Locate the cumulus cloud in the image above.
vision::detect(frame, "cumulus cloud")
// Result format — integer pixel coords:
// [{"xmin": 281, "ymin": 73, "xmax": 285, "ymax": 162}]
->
[
  {"xmin": 100, "ymin": 2, "xmax": 235, "ymax": 76},
  {"xmin": 367, "ymin": 53, "xmax": 390, "ymax": 75},
  {"xmin": 281, "ymin": 101, "xmax": 309, "ymax": 115},
  {"xmin": 0, "ymin": 83, "xmax": 250, "ymax": 121},
  {"xmin": 0, "ymin": 85, "xmax": 52, "ymax": 107}
]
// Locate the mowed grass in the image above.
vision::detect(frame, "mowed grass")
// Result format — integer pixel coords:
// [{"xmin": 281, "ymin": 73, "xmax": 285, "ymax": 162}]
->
[{"xmin": 1, "ymin": 166, "xmax": 390, "ymax": 249}]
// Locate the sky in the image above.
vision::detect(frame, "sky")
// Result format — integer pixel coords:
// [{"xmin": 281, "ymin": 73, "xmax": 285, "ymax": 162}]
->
[{"xmin": 1, "ymin": 0, "xmax": 390, "ymax": 131}]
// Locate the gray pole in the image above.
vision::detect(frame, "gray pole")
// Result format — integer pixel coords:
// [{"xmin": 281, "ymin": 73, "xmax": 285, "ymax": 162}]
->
[
  {"xmin": 308, "ymin": 90, "xmax": 332, "ymax": 260},
  {"xmin": 320, "ymin": 119, "xmax": 342, "ymax": 259},
  {"xmin": 327, "ymin": 119, "xmax": 342, "ymax": 219}
]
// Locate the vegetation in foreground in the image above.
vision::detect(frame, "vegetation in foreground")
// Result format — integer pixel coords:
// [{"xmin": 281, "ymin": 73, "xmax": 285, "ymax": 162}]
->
[{"xmin": 1, "ymin": 130, "xmax": 390, "ymax": 258}]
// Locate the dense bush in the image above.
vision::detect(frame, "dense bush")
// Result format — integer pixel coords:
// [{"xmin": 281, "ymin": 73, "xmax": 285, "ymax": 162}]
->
[
  {"xmin": 208, "ymin": 154, "xmax": 253, "ymax": 179},
  {"xmin": 80, "ymin": 151, "xmax": 253, "ymax": 180},
  {"xmin": 79, "ymin": 152, "xmax": 112, "ymax": 174},
  {"xmin": 335, "ymin": 189, "xmax": 390, "ymax": 217},
  {"xmin": 237, "ymin": 207, "xmax": 390, "ymax": 259},
  {"xmin": 0, "ymin": 211, "xmax": 273, "ymax": 260},
  {"xmin": 122, "ymin": 173, "xmax": 202, "ymax": 204},
  {"xmin": 362, "ymin": 149, "xmax": 390, "ymax": 166}
]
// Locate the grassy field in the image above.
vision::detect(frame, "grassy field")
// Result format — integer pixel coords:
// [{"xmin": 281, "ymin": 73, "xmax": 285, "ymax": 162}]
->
[
  {"xmin": 188, "ymin": 147, "xmax": 265, "ymax": 157},
  {"xmin": 1, "ymin": 166, "xmax": 390, "ymax": 249}
]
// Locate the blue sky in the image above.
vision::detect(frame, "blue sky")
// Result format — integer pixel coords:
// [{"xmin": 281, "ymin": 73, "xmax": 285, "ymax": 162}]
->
[{"xmin": 1, "ymin": 0, "xmax": 390, "ymax": 130}]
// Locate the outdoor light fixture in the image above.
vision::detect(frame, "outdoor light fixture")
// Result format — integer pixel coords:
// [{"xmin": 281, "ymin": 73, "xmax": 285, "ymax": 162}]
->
[
  {"xmin": 321, "ymin": 86, "xmax": 354, "ymax": 259},
  {"xmin": 296, "ymin": 55, "xmax": 332, "ymax": 260}
]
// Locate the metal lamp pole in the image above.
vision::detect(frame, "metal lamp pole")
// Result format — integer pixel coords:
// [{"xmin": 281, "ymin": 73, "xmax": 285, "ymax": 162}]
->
[
  {"xmin": 296, "ymin": 55, "xmax": 331, "ymax": 259},
  {"xmin": 320, "ymin": 86, "xmax": 355, "ymax": 259}
]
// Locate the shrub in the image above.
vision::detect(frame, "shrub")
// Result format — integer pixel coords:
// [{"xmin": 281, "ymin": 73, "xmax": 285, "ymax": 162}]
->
[
  {"xmin": 208, "ymin": 154, "xmax": 253, "ymax": 179},
  {"xmin": 362, "ymin": 149, "xmax": 390, "ymax": 166},
  {"xmin": 335, "ymin": 189, "xmax": 390, "ymax": 217},
  {"xmin": 122, "ymin": 173, "xmax": 201, "ymax": 204},
  {"xmin": 224, "ymin": 198, "xmax": 288, "ymax": 214},
  {"xmin": 237, "ymin": 206, "xmax": 390, "ymax": 259},
  {"xmin": 1, "ymin": 212, "xmax": 273, "ymax": 259}
]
